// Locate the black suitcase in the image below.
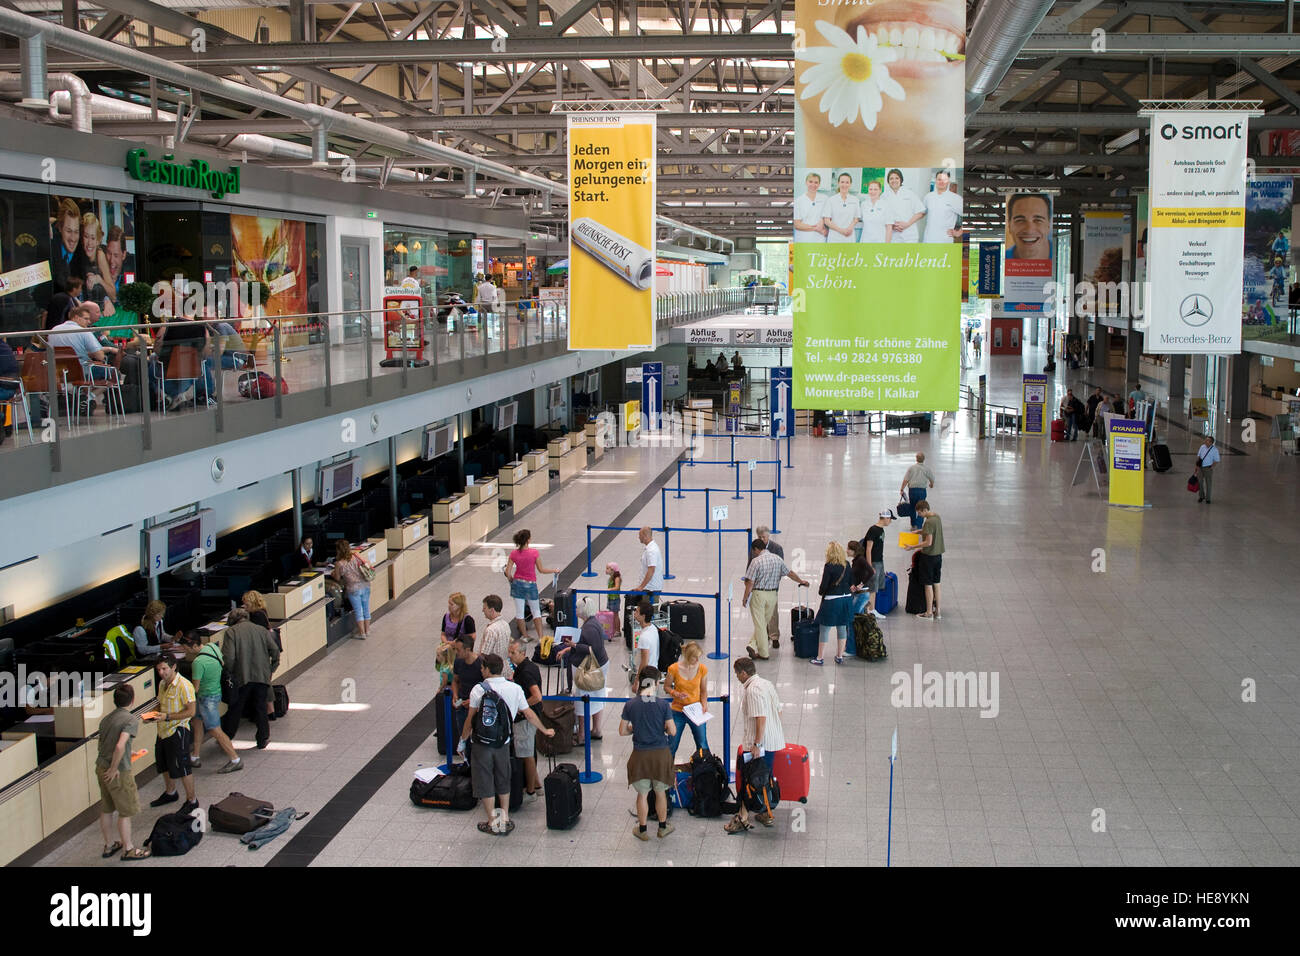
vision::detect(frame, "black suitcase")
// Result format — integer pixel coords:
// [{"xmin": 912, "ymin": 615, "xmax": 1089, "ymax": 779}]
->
[
  {"xmin": 269, "ymin": 684, "xmax": 289, "ymax": 719},
  {"xmin": 666, "ymin": 600, "xmax": 706, "ymax": 642},
  {"xmin": 544, "ymin": 761, "xmax": 582, "ymax": 830},
  {"xmin": 905, "ymin": 552, "xmax": 928, "ymax": 615},
  {"xmin": 510, "ymin": 755, "xmax": 524, "ymax": 812},
  {"xmin": 553, "ymin": 588, "xmax": 575, "ymax": 628},
  {"xmin": 623, "ymin": 602, "xmax": 639, "ymax": 650},
  {"xmin": 790, "ymin": 585, "xmax": 814, "ymax": 635},
  {"xmin": 792, "ymin": 617, "xmax": 819, "ymax": 659},
  {"xmin": 1150, "ymin": 443, "xmax": 1173, "ymax": 473}
]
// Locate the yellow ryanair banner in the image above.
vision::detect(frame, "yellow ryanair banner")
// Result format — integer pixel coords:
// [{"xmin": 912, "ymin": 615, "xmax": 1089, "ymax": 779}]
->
[{"xmin": 567, "ymin": 112, "xmax": 656, "ymax": 351}]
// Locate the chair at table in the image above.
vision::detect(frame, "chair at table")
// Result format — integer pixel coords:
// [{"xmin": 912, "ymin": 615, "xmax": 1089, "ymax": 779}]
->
[
  {"xmin": 160, "ymin": 344, "xmax": 210, "ymax": 414},
  {"xmin": 62, "ymin": 353, "xmax": 126, "ymax": 428},
  {"xmin": 11, "ymin": 350, "xmax": 54, "ymax": 443},
  {"xmin": 50, "ymin": 347, "xmax": 84, "ymax": 429}
]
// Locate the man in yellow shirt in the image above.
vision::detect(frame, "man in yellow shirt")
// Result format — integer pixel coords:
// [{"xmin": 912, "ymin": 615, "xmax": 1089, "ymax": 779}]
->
[{"xmin": 150, "ymin": 657, "xmax": 198, "ymax": 812}]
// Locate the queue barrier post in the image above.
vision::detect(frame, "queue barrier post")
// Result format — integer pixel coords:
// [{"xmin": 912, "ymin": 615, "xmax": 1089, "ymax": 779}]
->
[
  {"xmin": 675, "ymin": 460, "xmax": 685, "ymax": 499},
  {"xmin": 722, "ymin": 694, "xmax": 732, "ymax": 783},
  {"xmin": 705, "ymin": 488, "xmax": 710, "ymax": 529},
  {"xmin": 579, "ymin": 695, "xmax": 602, "ymax": 783},
  {"xmin": 663, "ymin": 528, "xmax": 675, "ymax": 581},
  {"xmin": 785, "ymin": 434, "xmax": 793, "ymax": 470},
  {"xmin": 438, "ymin": 689, "xmax": 455, "ymax": 774},
  {"xmin": 581, "ymin": 525, "xmax": 597, "ymax": 577},
  {"xmin": 734, "ymin": 463, "xmax": 742, "ymax": 501},
  {"xmin": 709, "ymin": 591, "xmax": 725, "ymax": 661}
]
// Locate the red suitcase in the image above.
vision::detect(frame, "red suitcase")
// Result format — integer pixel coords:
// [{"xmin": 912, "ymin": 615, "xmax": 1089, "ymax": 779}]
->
[
  {"xmin": 1050, "ymin": 419, "xmax": 1065, "ymax": 442},
  {"xmin": 771, "ymin": 744, "xmax": 810, "ymax": 803}
]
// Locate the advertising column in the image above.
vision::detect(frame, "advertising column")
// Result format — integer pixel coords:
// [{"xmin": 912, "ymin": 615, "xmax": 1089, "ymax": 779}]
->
[
  {"xmin": 1021, "ymin": 373, "xmax": 1048, "ymax": 437},
  {"xmin": 1107, "ymin": 418, "xmax": 1146, "ymax": 507},
  {"xmin": 1145, "ymin": 109, "xmax": 1250, "ymax": 353},
  {"xmin": 567, "ymin": 112, "xmax": 656, "ymax": 350},
  {"xmin": 792, "ymin": 0, "xmax": 966, "ymax": 411}
]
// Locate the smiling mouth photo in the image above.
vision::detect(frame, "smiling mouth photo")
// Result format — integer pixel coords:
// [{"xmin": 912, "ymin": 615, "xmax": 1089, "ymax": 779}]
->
[{"xmin": 846, "ymin": 0, "xmax": 967, "ymax": 79}]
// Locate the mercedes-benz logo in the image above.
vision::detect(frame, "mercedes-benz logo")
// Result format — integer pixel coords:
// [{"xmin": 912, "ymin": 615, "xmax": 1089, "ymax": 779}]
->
[{"xmin": 1179, "ymin": 293, "xmax": 1213, "ymax": 327}]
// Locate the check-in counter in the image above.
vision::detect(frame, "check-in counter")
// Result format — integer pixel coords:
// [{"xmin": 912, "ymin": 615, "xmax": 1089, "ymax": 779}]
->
[
  {"xmin": 277, "ymin": 596, "xmax": 329, "ymax": 675},
  {"xmin": 500, "ymin": 467, "xmax": 548, "ymax": 511},
  {"xmin": 0, "ymin": 775, "xmax": 43, "ymax": 866},
  {"xmin": 433, "ymin": 511, "xmax": 478, "ymax": 559},
  {"xmin": 0, "ymin": 732, "xmax": 37, "ymax": 791},
  {"xmin": 386, "ymin": 514, "xmax": 429, "ymax": 551},
  {"xmin": 264, "ymin": 571, "xmax": 326, "ymax": 620},
  {"xmin": 389, "ymin": 536, "xmax": 431, "ymax": 601},
  {"xmin": 550, "ymin": 445, "xmax": 585, "ymax": 482},
  {"xmin": 499, "ymin": 461, "xmax": 527, "ymax": 487},
  {"xmin": 39, "ymin": 739, "xmax": 91, "ymax": 837},
  {"xmin": 586, "ymin": 420, "xmax": 606, "ymax": 462},
  {"xmin": 468, "ymin": 476, "xmax": 498, "ymax": 506},
  {"xmin": 52, "ymin": 665, "xmax": 157, "ymax": 741},
  {"xmin": 547, "ymin": 436, "xmax": 571, "ymax": 458},
  {"xmin": 523, "ymin": 449, "xmax": 549, "ymax": 473},
  {"xmin": 468, "ymin": 498, "xmax": 499, "ymax": 538},
  {"xmin": 568, "ymin": 430, "xmax": 586, "ymax": 449},
  {"xmin": 432, "ymin": 493, "xmax": 469, "ymax": 523}
]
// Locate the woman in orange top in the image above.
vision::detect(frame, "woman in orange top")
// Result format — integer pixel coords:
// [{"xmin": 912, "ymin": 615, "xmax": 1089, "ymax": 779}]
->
[{"xmin": 664, "ymin": 641, "xmax": 709, "ymax": 758}]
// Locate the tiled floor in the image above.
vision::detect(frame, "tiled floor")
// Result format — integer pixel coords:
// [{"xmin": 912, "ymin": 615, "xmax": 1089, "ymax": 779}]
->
[{"xmin": 35, "ymin": 343, "xmax": 1300, "ymax": 867}]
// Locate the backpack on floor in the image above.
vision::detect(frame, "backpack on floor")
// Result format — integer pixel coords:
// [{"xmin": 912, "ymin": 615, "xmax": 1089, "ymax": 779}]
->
[
  {"xmin": 740, "ymin": 754, "xmax": 781, "ymax": 816},
  {"xmin": 237, "ymin": 371, "xmax": 289, "ymax": 399},
  {"xmin": 688, "ymin": 748, "xmax": 730, "ymax": 818},
  {"xmin": 144, "ymin": 809, "xmax": 203, "ymax": 856},
  {"xmin": 853, "ymin": 613, "xmax": 887, "ymax": 662}
]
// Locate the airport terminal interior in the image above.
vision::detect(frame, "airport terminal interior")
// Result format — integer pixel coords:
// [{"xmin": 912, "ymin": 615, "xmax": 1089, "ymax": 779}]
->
[{"xmin": 0, "ymin": 0, "xmax": 1298, "ymax": 879}]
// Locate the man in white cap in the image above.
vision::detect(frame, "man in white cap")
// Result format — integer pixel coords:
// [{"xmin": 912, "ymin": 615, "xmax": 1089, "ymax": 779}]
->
[{"xmin": 863, "ymin": 510, "xmax": 894, "ymax": 616}]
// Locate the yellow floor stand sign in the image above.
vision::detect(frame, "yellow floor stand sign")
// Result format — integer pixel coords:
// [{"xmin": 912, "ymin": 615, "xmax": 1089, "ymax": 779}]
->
[
  {"xmin": 1108, "ymin": 419, "xmax": 1146, "ymax": 507},
  {"xmin": 1021, "ymin": 373, "xmax": 1048, "ymax": 437}
]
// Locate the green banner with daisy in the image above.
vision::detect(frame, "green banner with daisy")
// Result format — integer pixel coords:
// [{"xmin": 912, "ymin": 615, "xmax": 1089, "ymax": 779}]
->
[{"xmin": 792, "ymin": 0, "xmax": 966, "ymax": 411}]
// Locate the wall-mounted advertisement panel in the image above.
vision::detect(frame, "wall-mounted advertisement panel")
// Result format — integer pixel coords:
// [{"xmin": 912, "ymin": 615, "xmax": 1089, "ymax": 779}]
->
[
  {"xmin": 792, "ymin": 0, "xmax": 966, "ymax": 411},
  {"xmin": 1003, "ymin": 193, "xmax": 1053, "ymax": 312},
  {"xmin": 1242, "ymin": 175, "xmax": 1293, "ymax": 341}
]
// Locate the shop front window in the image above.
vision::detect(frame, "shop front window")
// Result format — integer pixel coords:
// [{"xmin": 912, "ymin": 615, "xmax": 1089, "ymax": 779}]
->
[{"xmin": 384, "ymin": 227, "xmax": 475, "ymax": 306}]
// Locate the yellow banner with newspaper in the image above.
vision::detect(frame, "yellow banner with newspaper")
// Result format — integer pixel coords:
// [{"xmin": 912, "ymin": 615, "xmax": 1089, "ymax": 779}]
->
[{"xmin": 567, "ymin": 112, "xmax": 656, "ymax": 351}]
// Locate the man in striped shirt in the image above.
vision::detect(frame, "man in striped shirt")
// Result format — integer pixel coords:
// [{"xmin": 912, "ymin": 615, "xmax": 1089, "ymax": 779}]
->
[
  {"xmin": 724, "ymin": 656, "xmax": 786, "ymax": 832},
  {"xmin": 741, "ymin": 540, "xmax": 809, "ymax": 660}
]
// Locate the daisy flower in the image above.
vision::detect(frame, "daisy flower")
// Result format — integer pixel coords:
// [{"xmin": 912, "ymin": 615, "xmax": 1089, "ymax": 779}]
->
[{"xmin": 798, "ymin": 20, "xmax": 905, "ymax": 130}]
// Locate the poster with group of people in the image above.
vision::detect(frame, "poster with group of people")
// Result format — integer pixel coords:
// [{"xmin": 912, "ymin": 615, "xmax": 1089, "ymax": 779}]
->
[
  {"xmin": 792, "ymin": 0, "xmax": 966, "ymax": 411},
  {"xmin": 45, "ymin": 194, "xmax": 136, "ymax": 307}
]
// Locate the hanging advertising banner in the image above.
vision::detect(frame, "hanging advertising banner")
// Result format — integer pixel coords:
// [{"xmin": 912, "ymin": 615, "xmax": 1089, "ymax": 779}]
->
[
  {"xmin": 1003, "ymin": 193, "xmax": 1053, "ymax": 312},
  {"xmin": 1242, "ymin": 175, "xmax": 1293, "ymax": 342},
  {"xmin": 1146, "ymin": 110, "xmax": 1249, "ymax": 353},
  {"xmin": 567, "ymin": 112, "xmax": 656, "ymax": 350},
  {"xmin": 791, "ymin": 0, "xmax": 966, "ymax": 411},
  {"xmin": 1081, "ymin": 210, "xmax": 1130, "ymax": 320},
  {"xmin": 977, "ymin": 242, "xmax": 1002, "ymax": 298}
]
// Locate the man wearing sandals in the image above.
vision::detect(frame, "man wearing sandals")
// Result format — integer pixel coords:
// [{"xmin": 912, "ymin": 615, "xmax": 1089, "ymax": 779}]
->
[
  {"xmin": 903, "ymin": 500, "xmax": 945, "ymax": 620},
  {"xmin": 459, "ymin": 653, "xmax": 554, "ymax": 836},
  {"xmin": 96, "ymin": 684, "xmax": 147, "ymax": 860},
  {"xmin": 725, "ymin": 657, "xmax": 786, "ymax": 834}
]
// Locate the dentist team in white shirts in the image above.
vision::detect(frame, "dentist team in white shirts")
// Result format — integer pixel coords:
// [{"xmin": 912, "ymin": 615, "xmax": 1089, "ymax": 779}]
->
[{"xmin": 791, "ymin": 168, "xmax": 962, "ymax": 245}]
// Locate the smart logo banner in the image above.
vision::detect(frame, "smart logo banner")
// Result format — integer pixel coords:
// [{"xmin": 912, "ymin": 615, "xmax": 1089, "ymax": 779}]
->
[
  {"xmin": 1146, "ymin": 110, "xmax": 1248, "ymax": 353},
  {"xmin": 567, "ymin": 113, "xmax": 656, "ymax": 350},
  {"xmin": 792, "ymin": 0, "xmax": 966, "ymax": 411}
]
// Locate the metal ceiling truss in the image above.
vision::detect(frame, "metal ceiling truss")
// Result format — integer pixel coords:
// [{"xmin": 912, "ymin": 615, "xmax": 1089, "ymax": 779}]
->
[{"xmin": 2, "ymin": 0, "xmax": 1299, "ymax": 237}]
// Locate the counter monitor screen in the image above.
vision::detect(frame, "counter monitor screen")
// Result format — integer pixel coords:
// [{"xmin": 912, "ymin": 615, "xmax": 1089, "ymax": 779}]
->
[
  {"xmin": 166, "ymin": 518, "xmax": 201, "ymax": 569},
  {"xmin": 332, "ymin": 462, "xmax": 354, "ymax": 499}
]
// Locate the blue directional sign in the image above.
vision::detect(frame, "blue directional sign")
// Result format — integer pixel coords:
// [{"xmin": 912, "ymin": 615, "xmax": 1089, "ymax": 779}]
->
[
  {"xmin": 771, "ymin": 367, "xmax": 794, "ymax": 437},
  {"xmin": 641, "ymin": 361, "xmax": 663, "ymax": 431}
]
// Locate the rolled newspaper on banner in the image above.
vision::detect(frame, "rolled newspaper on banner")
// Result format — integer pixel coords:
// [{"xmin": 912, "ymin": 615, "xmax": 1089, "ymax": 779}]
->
[{"xmin": 571, "ymin": 217, "xmax": 654, "ymax": 290}]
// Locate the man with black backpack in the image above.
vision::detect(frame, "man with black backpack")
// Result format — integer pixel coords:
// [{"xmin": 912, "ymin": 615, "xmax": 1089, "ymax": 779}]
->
[{"xmin": 458, "ymin": 653, "xmax": 554, "ymax": 835}]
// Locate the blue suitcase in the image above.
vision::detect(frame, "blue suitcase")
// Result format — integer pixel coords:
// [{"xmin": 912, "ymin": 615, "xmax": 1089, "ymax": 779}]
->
[
  {"xmin": 792, "ymin": 617, "xmax": 819, "ymax": 659},
  {"xmin": 875, "ymin": 572, "xmax": 899, "ymax": 615}
]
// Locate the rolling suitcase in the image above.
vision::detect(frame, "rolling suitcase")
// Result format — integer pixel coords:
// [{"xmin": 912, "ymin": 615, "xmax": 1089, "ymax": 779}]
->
[
  {"xmin": 666, "ymin": 600, "xmax": 706, "ymax": 642},
  {"xmin": 772, "ymin": 744, "xmax": 810, "ymax": 803},
  {"xmin": 435, "ymin": 688, "xmax": 452, "ymax": 755},
  {"xmin": 905, "ymin": 552, "xmax": 928, "ymax": 615},
  {"xmin": 1051, "ymin": 419, "xmax": 1066, "ymax": 441},
  {"xmin": 874, "ymin": 572, "xmax": 898, "ymax": 615},
  {"xmin": 553, "ymin": 588, "xmax": 575, "ymax": 628},
  {"xmin": 536, "ymin": 700, "xmax": 575, "ymax": 757},
  {"xmin": 544, "ymin": 758, "xmax": 582, "ymax": 829},
  {"xmin": 509, "ymin": 755, "xmax": 524, "ymax": 812},
  {"xmin": 269, "ymin": 684, "xmax": 289, "ymax": 720},
  {"xmin": 210, "ymin": 792, "xmax": 275, "ymax": 833},
  {"xmin": 790, "ymin": 584, "xmax": 814, "ymax": 637},
  {"xmin": 1149, "ymin": 443, "xmax": 1173, "ymax": 473},
  {"xmin": 595, "ymin": 609, "xmax": 618, "ymax": 641},
  {"xmin": 623, "ymin": 601, "xmax": 639, "ymax": 650}
]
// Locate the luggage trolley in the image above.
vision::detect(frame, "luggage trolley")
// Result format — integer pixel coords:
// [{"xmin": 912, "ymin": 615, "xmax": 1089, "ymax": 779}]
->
[{"xmin": 380, "ymin": 293, "xmax": 430, "ymax": 367}]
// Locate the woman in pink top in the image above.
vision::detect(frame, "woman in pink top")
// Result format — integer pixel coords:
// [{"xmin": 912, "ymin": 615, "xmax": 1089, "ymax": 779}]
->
[{"xmin": 505, "ymin": 528, "xmax": 559, "ymax": 643}]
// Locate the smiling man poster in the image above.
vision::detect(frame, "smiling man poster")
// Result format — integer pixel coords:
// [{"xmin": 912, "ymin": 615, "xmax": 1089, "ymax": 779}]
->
[{"xmin": 1004, "ymin": 192, "xmax": 1054, "ymax": 313}]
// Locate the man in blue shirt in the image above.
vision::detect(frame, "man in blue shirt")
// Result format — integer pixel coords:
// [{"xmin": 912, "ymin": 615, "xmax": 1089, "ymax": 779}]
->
[{"xmin": 1195, "ymin": 436, "xmax": 1220, "ymax": 504}]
